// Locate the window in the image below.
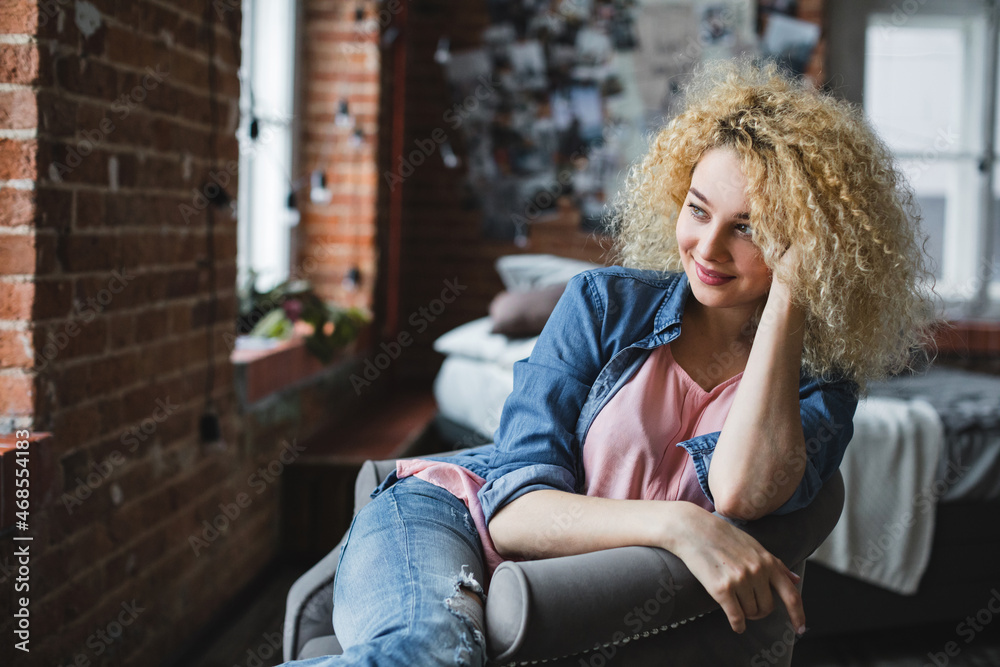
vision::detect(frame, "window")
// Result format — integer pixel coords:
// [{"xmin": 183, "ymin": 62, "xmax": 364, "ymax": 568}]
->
[
  {"xmin": 864, "ymin": 3, "xmax": 999, "ymax": 318},
  {"xmin": 237, "ymin": 0, "xmax": 300, "ymax": 292}
]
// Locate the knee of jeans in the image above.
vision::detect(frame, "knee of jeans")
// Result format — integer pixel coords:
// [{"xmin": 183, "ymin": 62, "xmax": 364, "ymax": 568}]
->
[{"xmin": 443, "ymin": 564, "xmax": 487, "ymax": 666}]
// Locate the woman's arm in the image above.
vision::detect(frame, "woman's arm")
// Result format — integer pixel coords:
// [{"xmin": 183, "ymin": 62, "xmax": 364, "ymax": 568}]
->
[
  {"xmin": 708, "ymin": 260, "xmax": 809, "ymax": 520},
  {"xmin": 489, "ymin": 488, "xmax": 807, "ymax": 635}
]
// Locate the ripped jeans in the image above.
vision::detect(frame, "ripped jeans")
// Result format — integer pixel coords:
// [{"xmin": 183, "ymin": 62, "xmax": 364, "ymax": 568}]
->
[{"xmin": 278, "ymin": 475, "xmax": 489, "ymax": 667}]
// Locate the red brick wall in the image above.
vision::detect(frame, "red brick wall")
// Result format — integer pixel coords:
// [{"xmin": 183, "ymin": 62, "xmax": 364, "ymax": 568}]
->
[
  {"xmin": 0, "ymin": 11, "xmax": 39, "ymax": 431},
  {"xmin": 0, "ymin": 3, "xmax": 284, "ymax": 664},
  {"xmin": 296, "ymin": 0, "xmax": 381, "ymax": 312}
]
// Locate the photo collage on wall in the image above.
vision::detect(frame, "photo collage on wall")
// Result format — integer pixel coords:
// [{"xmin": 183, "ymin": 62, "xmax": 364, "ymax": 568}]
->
[{"xmin": 440, "ymin": 0, "xmax": 773, "ymax": 242}]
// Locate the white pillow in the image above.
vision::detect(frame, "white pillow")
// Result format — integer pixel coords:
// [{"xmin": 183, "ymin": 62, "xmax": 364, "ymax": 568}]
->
[
  {"xmin": 433, "ymin": 317, "xmax": 538, "ymax": 368},
  {"xmin": 495, "ymin": 254, "xmax": 602, "ymax": 291}
]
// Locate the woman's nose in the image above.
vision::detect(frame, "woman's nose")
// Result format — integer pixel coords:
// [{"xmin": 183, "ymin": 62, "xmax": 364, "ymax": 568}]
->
[{"xmin": 697, "ymin": 222, "xmax": 729, "ymax": 262}]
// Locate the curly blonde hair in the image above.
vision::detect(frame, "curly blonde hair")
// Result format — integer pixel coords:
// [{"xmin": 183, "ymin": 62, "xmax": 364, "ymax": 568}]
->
[{"xmin": 607, "ymin": 58, "xmax": 938, "ymax": 390}]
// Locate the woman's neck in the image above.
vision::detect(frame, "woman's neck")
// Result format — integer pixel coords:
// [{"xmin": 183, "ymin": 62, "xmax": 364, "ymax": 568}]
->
[{"xmin": 681, "ymin": 297, "xmax": 758, "ymax": 351}]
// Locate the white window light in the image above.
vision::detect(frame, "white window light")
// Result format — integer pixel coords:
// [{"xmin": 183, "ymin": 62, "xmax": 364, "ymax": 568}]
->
[
  {"xmin": 865, "ymin": 9, "xmax": 1000, "ymax": 318},
  {"xmin": 237, "ymin": 0, "xmax": 299, "ymax": 293}
]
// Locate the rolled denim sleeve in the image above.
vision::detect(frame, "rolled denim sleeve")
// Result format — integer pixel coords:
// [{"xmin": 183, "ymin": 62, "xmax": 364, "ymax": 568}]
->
[
  {"xmin": 677, "ymin": 374, "xmax": 859, "ymax": 515},
  {"xmin": 478, "ymin": 273, "xmax": 607, "ymax": 525}
]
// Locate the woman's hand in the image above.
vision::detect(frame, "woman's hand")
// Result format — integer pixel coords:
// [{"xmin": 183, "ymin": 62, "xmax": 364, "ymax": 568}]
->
[
  {"xmin": 664, "ymin": 503, "xmax": 806, "ymax": 635},
  {"xmin": 769, "ymin": 243, "xmax": 803, "ymax": 303}
]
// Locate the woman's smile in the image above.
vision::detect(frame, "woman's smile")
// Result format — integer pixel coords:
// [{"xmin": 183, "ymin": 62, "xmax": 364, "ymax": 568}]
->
[{"xmin": 694, "ymin": 261, "xmax": 736, "ymax": 285}]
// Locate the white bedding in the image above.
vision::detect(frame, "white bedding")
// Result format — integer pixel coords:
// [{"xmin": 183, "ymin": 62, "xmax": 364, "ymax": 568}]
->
[{"xmin": 807, "ymin": 397, "xmax": 945, "ymax": 594}]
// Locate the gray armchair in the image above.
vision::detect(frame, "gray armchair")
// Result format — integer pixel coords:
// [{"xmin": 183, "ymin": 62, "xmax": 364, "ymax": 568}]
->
[{"xmin": 283, "ymin": 451, "xmax": 845, "ymax": 666}]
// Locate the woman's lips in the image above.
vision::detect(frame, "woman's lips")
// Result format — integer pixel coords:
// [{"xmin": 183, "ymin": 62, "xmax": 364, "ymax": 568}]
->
[{"xmin": 695, "ymin": 261, "xmax": 735, "ymax": 286}]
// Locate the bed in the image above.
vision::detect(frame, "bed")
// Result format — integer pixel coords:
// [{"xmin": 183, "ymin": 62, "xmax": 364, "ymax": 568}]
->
[{"xmin": 430, "ymin": 254, "xmax": 1000, "ymax": 636}]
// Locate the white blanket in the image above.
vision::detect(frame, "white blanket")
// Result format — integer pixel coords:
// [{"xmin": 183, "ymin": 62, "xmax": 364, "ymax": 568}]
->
[{"xmin": 808, "ymin": 396, "xmax": 945, "ymax": 594}]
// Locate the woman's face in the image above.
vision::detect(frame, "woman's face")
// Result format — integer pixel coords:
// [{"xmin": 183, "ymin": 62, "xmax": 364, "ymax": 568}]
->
[{"xmin": 676, "ymin": 147, "xmax": 772, "ymax": 315}]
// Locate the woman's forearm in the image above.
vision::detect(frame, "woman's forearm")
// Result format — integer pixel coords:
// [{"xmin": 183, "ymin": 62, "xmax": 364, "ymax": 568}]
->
[
  {"xmin": 488, "ymin": 488, "xmax": 700, "ymax": 560},
  {"xmin": 709, "ymin": 279, "xmax": 807, "ymax": 520}
]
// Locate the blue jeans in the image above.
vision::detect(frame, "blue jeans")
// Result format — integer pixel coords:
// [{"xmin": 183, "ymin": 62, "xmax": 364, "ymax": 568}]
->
[{"xmin": 278, "ymin": 475, "xmax": 489, "ymax": 667}]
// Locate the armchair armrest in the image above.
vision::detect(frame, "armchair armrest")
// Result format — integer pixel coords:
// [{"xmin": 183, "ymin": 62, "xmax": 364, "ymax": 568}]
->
[{"xmin": 485, "ymin": 470, "xmax": 845, "ymax": 664}]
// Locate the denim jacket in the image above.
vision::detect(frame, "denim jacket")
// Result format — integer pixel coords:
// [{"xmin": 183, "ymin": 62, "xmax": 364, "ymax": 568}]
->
[{"xmin": 376, "ymin": 267, "xmax": 859, "ymax": 526}]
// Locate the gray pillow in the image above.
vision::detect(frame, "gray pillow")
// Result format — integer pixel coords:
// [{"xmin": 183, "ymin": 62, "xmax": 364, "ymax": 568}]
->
[
  {"xmin": 494, "ymin": 254, "xmax": 601, "ymax": 291},
  {"xmin": 489, "ymin": 283, "xmax": 567, "ymax": 337}
]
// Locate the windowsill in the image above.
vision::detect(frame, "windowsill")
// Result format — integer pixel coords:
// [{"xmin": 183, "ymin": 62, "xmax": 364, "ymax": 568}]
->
[
  {"xmin": 935, "ymin": 320, "xmax": 1000, "ymax": 355},
  {"xmin": 231, "ymin": 334, "xmax": 365, "ymax": 407}
]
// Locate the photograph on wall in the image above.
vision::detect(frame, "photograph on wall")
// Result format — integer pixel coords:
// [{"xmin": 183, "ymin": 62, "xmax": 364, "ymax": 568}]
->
[{"xmin": 440, "ymin": 0, "xmax": 758, "ymax": 242}]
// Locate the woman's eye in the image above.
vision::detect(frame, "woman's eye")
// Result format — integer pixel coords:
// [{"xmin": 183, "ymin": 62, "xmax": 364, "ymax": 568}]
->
[
  {"xmin": 735, "ymin": 222, "xmax": 753, "ymax": 236},
  {"xmin": 687, "ymin": 203, "xmax": 707, "ymax": 219}
]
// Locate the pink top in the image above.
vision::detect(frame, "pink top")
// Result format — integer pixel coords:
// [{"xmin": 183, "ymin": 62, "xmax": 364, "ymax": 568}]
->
[{"xmin": 396, "ymin": 343, "xmax": 743, "ymax": 580}]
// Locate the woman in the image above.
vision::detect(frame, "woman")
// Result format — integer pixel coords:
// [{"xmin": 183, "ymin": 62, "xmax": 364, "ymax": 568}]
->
[{"xmin": 281, "ymin": 58, "xmax": 935, "ymax": 666}]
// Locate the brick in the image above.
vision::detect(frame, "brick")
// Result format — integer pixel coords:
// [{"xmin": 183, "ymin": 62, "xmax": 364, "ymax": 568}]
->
[
  {"xmin": 45, "ymin": 143, "xmax": 114, "ymax": 187},
  {"xmin": 0, "ymin": 88, "xmax": 37, "ymax": 130},
  {"xmin": 54, "ymin": 55, "xmax": 119, "ymax": 99},
  {"xmin": 36, "ymin": 90, "xmax": 77, "ymax": 137},
  {"xmin": 89, "ymin": 350, "xmax": 140, "ymax": 397},
  {"xmin": 0, "ymin": 0, "xmax": 37, "ymax": 35},
  {"xmin": 0, "ymin": 327, "xmax": 32, "ymax": 368},
  {"xmin": 32, "ymin": 277, "xmax": 72, "ymax": 320},
  {"xmin": 51, "ymin": 361, "xmax": 90, "ymax": 406},
  {"xmin": 107, "ymin": 311, "xmax": 134, "ymax": 348},
  {"xmin": 0, "ymin": 187, "xmax": 35, "ymax": 227},
  {"xmin": 0, "ymin": 279, "xmax": 33, "ymax": 319},
  {"xmin": 134, "ymin": 306, "xmax": 169, "ymax": 344},
  {"xmin": 57, "ymin": 233, "xmax": 120, "ymax": 272},
  {"xmin": 39, "ymin": 569, "xmax": 107, "ymax": 623},
  {"xmin": 107, "ymin": 484, "xmax": 173, "ymax": 542},
  {"xmin": 167, "ymin": 49, "xmax": 209, "ymax": 90},
  {"xmin": 0, "ymin": 43, "xmax": 38, "ymax": 85},
  {"xmin": 29, "ymin": 230, "xmax": 57, "ymax": 276},
  {"xmin": 39, "ymin": 315, "xmax": 108, "ymax": 361},
  {"xmin": 0, "ymin": 138, "xmax": 36, "ymax": 181},
  {"xmin": 73, "ymin": 191, "xmax": 105, "ymax": 232},
  {"xmin": 0, "ymin": 371, "xmax": 34, "ymax": 414},
  {"xmin": 35, "ymin": 187, "xmax": 71, "ymax": 232},
  {"xmin": 0, "ymin": 233, "xmax": 35, "ymax": 274},
  {"xmin": 51, "ymin": 402, "xmax": 104, "ymax": 447}
]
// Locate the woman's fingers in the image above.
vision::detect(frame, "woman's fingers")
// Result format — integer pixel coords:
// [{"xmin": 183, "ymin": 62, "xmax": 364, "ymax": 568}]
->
[
  {"xmin": 717, "ymin": 590, "xmax": 747, "ymax": 634},
  {"xmin": 746, "ymin": 579, "xmax": 774, "ymax": 620},
  {"xmin": 771, "ymin": 568, "xmax": 807, "ymax": 633},
  {"xmin": 717, "ymin": 562, "xmax": 800, "ymax": 634}
]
